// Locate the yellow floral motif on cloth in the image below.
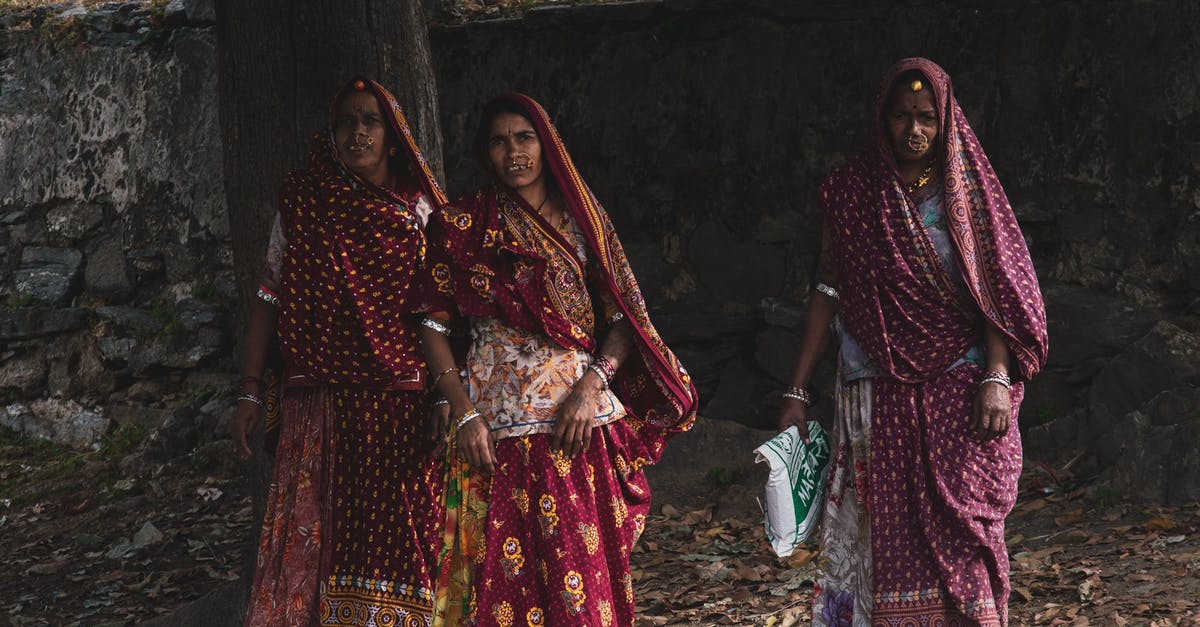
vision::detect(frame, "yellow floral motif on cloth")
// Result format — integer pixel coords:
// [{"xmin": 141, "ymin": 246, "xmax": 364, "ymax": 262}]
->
[
  {"xmin": 431, "ymin": 262, "xmax": 453, "ymax": 294},
  {"xmin": 611, "ymin": 496, "xmax": 628, "ymax": 528},
  {"xmin": 599, "ymin": 600, "xmax": 614, "ymax": 627},
  {"xmin": 492, "ymin": 601, "xmax": 514, "ymax": 627},
  {"xmin": 526, "ymin": 606, "xmax": 545, "ymax": 626},
  {"xmin": 511, "ymin": 488, "xmax": 530, "ymax": 515},
  {"xmin": 577, "ymin": 523, "xmax": 600, "ymax": 555},
  {"xmin": 551, "ymin": 448, "xmax": 573, "ymax": 477},
  {"xmin": 515, "ymin": 437, "xmax": 531, "ymax": 463},
  {"xmin": 465, "ymin": 318, "xmax": 626, "ymax": 440},
  {"xmin": 500, "ymin": 537, "xmax": 524, "ymax": 578},
  {"xmin": 537, "ymin": 494, "xmax": 559, "ymax": 538},
  {"xmin": 561, "ymin": 570, "xmax": 587, "ymax": 616}
]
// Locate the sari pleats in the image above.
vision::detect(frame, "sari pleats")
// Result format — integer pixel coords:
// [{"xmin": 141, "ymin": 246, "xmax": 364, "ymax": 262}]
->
[
  {"xmin": 470, "ymin": 423, "xmax": 650, "ymax": 627},
  {"xmin": 246, "ymin": 387, "xmax": 444, "ymax": 627},
  {"xmin": 869, "ymin": 365, "xmax": 1022, "ymax": 626}
]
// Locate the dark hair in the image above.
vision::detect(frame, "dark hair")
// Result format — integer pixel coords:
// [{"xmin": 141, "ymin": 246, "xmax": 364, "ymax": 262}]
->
[{"xmin": 472, "ymin": 98, "xmax": 537, "ymax": 165}]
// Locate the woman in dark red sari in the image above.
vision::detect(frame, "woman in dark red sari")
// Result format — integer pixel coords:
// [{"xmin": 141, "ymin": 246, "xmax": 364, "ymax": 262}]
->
[
  {"xmin": 777, "ymin": 58, "xmax": 1048, "ymax": 626},
  {"xmin": 230, "ymin": 77, "xmax": 449, "ymax": 626},
  {"xmin": 418, "ymin": 94, "xmax": 698, "ymax": 626}
]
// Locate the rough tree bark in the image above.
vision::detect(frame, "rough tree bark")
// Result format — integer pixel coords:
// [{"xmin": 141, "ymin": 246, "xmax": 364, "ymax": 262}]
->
[{"xmin": 141, "ymin": 2, "xmax": 444, "ymax": 625}]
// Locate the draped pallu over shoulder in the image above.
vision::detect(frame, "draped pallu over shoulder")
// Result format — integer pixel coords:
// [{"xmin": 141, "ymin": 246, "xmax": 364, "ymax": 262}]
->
[
  {"xmin": 824, "ymin": 58, "xmax": 1047, "ymax": 384},
  {"xmin": 428, "ymin": 93, "xmax": 698, "ymax": 461},
  {"xmin": 276, "ymin": 78, "xmax": 449, "ymax": 389}
]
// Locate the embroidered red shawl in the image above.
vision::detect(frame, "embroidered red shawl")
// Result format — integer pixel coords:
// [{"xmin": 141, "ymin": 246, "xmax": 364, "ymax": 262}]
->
[
  {"xmin": 822, "ymin": 58, "xmax": 1048, "ymax": 382},
  {"xmin": 429, "ymin": 94, "xmax": 697, "ymax": 456},
  {"xmin": 276, "ymin": 78, "xmax": 448, "ymax": 388}
]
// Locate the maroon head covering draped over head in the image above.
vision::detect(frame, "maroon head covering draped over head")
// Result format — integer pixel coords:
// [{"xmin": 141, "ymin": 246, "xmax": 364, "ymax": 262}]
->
[
  {"xmin": 275, "ymin": 77, "xmax": 449, "ymax": 388},
  {"xmin": 430, "ymin": 93, "xmax": 698, "ymax": 458},
  {"xmin": 823, "ymin": 57, "xmax": 1048, "ymax": 382}
]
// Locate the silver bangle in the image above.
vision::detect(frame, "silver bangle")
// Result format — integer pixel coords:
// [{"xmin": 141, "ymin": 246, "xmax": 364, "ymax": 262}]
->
[
  {"xmin": 237, "ymin": 393, "xmax": 264, "ymax": 407},
  {"xmin": 979, "ymin": 376, "xmax": 1011, "ymax": 389},
  {"xmin": 421, "ymin": 317, "xmax": 451, "ymax": 337},
  {"xmin": 815, "ymin": 283, "xmax": 839, "ymax": 300},
  {"xmin": 455, "ymin": 409, "xmax": 481, "ymax": 431},
  {"xmin": 433, "ymin": 398, "xmax": 449, "ymax": 407},
  {"xmin": 783, "ymin": 385, "xmax": 813, "ymax": 406},
  {"xmin": 256, "ymin": 287, "xmax": 280, "ymax": 307}
]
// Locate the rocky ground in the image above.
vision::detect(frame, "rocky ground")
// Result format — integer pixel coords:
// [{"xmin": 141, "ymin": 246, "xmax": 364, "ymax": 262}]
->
[{"xmin": 2, "ymin": 418, "xmax": 1198, "ymax": 626}]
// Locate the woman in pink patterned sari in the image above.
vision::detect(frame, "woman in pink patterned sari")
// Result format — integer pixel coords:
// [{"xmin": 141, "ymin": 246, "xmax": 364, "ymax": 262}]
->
[
  {"xmin": 230, "ymin": 77, "xmax": 450, "ymax": 626},
  {"xmin": 418, "ymin": 94, "xmax": 698, "ymax": 627},
  {"xmin": 777, "ymin": 58, "xmax": 1048, "ymax": 626}
]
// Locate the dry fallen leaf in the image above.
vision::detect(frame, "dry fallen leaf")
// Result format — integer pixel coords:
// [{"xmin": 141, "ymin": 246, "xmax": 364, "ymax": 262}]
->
[{"xmin": 1144, "ymin": 516, "xmax": 1178, "ymax": 532}]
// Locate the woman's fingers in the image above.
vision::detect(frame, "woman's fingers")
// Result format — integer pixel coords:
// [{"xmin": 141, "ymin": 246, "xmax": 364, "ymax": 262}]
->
[
  {"xmin": 230, "ymin": 406, "xmax": 257, "ymax": 460},
  {"xmin": 776, "ymin": 398, "xmax": 808, "ymax": 433},
  {"xmin": 565, "ymin": 418, "xmax": 590, "ymax": 458},
  {"xmin": 974, "ymin": 385, "xmax": 1011, "ymax": 441},
  {"xmin": 457, "ymin": 421, "xmax": 497, "ymax": 474}
]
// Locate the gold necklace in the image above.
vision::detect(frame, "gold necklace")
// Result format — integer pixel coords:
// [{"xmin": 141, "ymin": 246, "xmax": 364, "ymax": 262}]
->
[{"xmin": 906, "ymin": 159, "xmax": 936, "ymax": 194}]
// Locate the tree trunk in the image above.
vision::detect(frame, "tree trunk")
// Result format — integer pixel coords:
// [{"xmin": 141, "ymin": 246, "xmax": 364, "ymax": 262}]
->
[
  {"xmin": 205, "ymin": 1, "xmax": 443, "ymax": 624},
  {"xmin": 219, "ymin": 0, "xmax": 444, "ymax": 308}
]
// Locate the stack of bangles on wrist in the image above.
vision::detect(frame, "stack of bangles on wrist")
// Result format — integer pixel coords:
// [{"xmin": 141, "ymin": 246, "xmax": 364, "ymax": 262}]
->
[
  {"xmin": 979, "ymin": 370, "xmax": 1011, "ymax": 389},
  {"xmin": 455, "ymin": 409, "xmax": 481, "ymax": 431},
  {"xmin": 589, "ymin": 355, "xmax": 616, "ymax": 388},
  {"xmin": 782, "ymin": 385, "xmax": 813, "ymax": 406},
  {"xmin": 421, "ymin": 317, "xmax": 451, "ymax": 337}
]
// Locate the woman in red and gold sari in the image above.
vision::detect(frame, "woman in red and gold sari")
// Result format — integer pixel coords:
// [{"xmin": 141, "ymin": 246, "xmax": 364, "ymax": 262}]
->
[
  {"xmin": 418, "ymin": 94, "xmax": 698, "ymax": 627},
  {"xmin": 230, "ymin": 77, "xmax": 450, "ymax": 626}
]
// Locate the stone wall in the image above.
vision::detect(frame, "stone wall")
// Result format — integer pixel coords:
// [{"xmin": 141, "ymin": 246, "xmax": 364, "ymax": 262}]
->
[
  {"xmin": 0, "ymin": 1, "xmax": 230, "ymax": 447},
  {"xmin": 1, "ymin": 0, "xmax": 1197, "ymax": 501},
  {"xmin": 430, "ymin": 0, "xmax": 1200, "ymax": 501}
]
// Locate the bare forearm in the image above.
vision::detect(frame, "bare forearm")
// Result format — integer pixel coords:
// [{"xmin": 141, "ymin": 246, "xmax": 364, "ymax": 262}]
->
[
  {"xmin": 418, "ymin": 320, "xmax": 471, "ymax": 410},
  {"xmin": 596, "ymin": 318, "xmax": 635, "ymax": 369},
  {"xmin": 239, "ymin": 298, "xmax": 278, "ymax": 391},
  {"xmin": 787, "ymin": 292, "xmax": 837, "ymax": 389},
  {"xmin": 984, "ymin": 322, "xmax": 1012, "ymax": 376}
]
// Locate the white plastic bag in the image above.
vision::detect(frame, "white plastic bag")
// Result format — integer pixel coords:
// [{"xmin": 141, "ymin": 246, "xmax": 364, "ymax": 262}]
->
[{"xmin": 754, "ymin": 421, "xmax": 831, "ymax": 557}]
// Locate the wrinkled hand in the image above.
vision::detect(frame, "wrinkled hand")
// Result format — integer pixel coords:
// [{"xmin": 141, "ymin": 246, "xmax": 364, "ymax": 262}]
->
[
  {"xmin": 230, "ymin": 400, "xmax": 261, "ymax": 460},
  {"xmin": 456, "ymin": 409, "xmax": 496, "ymax": 474},
  {"xmin": 972, "ymin": 382, "xmax": 1011, "ymax": 441},
  {"xmin": 552, "ymin": 372, "xmax": 601, "ymax": 458},
  {"xmin": 427, "ymin": 401, "xmax": 451, "ymax": 456},
  {"xmin": 775, "ymin": 397, "xmax": 811, "ymax": 443}
]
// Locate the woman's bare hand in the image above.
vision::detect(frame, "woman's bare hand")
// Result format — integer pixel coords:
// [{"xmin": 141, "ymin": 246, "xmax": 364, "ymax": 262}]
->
[
  {"xmin": 456, "ymin": 411, "xmax": 496, "ymax": 474},
  {"xmin": 230, "ymin": 400, "xmax": 262, "ymax": 460},
  {"xmin": 553, "ymin": 371, "xmax": 601, "ymax": 458},
  {"xmin": 972, "ymin": 382, "xmax": 1011, "ymax": 441},
  {"xmin": 775, "ymin": 397, "xmax": 811, "ymax": 443},
  {"xmin": 428, "ymin": 401, "xmax": 451, "ymax": 455}
]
